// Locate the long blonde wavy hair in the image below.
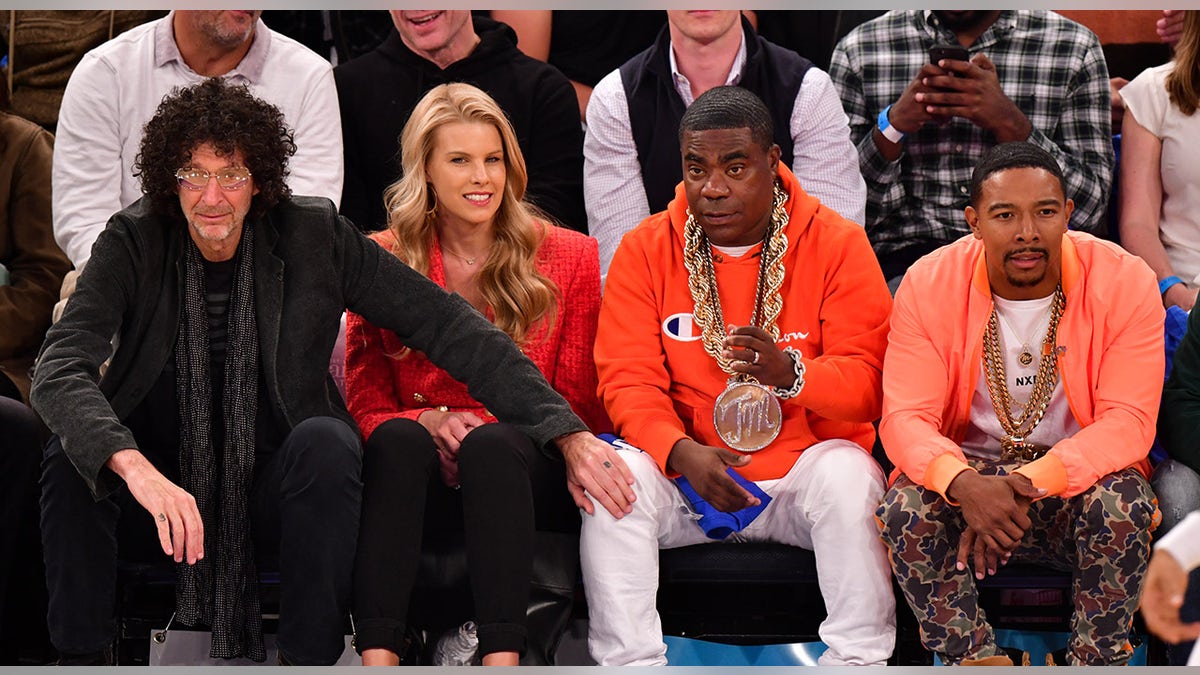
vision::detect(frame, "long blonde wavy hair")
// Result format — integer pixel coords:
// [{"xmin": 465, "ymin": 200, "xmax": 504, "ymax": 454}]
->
[
  {"xmin": 1167, "ymin": 11, "xmax": 1200, "ymax": 115},
  {"xmin": 383, "ymin": 83, "xmax": 558, "ymax": 345}
]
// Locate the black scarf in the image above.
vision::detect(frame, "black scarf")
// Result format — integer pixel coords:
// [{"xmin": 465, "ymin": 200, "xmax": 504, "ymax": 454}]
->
[{"xmin": 174, "ymin": 224, "xmax": 265, "ymax": 661}]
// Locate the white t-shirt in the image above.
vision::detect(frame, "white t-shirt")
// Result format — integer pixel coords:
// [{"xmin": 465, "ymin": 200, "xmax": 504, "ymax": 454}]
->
[
  {"xmin": 962, "ymin": 294, "xmax": 1081, "ymax": 460},
  {"xmin": 1121, "ymin": 63, "xmax": 1200, "ymax": 286}
]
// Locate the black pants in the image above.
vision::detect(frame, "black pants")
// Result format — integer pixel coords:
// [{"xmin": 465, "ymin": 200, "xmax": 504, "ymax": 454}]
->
[
  {"xmin": 0, "ymin": 394, "xmax": 50, "ymax": 663},
  {"xmin": 353, "ymin": 419, "xmax": 576, "ymax": 658},
  {"xmin": 40, "ymin": 416, "xmax": 362, "ymax": 665}
]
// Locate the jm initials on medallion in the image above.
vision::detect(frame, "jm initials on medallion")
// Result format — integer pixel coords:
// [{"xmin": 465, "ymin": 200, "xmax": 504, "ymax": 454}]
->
[{"xmin": 714, "ymin": 382, "xmax": 780, "ymax": 448}]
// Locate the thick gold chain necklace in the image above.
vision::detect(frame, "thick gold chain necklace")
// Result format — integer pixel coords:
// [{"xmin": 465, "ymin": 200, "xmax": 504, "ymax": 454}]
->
[
  {"xmin": 981, "ymin": 284, "xmax": 1065, "ymax": 461},
  {"xmin": 683, "ymin": 180, "xmax": 789, "ymax": 377},
  {"xmin": 682, "ymin": 180, "xmax": 789, "ymax": 452}
]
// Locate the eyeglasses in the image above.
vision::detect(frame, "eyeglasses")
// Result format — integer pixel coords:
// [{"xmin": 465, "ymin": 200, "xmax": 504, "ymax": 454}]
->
[{"xmin": 175, "ymin": 166, "xmax": 253, "ymax": 191}]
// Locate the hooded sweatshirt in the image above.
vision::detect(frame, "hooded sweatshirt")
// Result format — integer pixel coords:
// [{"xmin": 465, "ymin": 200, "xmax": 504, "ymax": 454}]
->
[{"xmin": 595, "ymin": 164, "xmax": 892, "ymax": 481}]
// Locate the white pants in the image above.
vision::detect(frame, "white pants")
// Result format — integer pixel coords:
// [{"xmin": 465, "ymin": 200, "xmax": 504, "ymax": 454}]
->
[{"xmin": 579, "ymin": 439, "xmax": 896, "ymax": 666}]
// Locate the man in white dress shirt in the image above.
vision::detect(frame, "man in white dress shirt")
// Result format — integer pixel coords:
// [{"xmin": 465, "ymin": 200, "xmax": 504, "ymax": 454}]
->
[
  {"xmin": 583, "ymin": 9, "xmax": 865, "ymax": 283},
  {"xmin": 52, "ymin": 10, "xmax": 342, "ymax": 277}
]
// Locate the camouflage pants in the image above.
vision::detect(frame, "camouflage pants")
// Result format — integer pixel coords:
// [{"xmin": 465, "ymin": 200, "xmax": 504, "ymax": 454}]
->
[{"xmin": 877, "ymin": 460, "xmax": 1158, "ymax": 666}]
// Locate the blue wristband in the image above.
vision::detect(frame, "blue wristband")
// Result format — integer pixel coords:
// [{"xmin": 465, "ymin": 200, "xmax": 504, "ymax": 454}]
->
[
  {"xmin": 877, "ymin": 104, "xmax": 907, "ymax": 143},
  {"xmin": 1159, "ymin": 275, "xmax": 1185, "ymax": 295}
]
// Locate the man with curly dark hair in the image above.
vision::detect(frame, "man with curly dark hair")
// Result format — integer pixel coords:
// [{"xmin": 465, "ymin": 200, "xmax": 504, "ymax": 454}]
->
[{"xmin": 32, "ymin": 78, "xmax": 629, "ymax": 666}]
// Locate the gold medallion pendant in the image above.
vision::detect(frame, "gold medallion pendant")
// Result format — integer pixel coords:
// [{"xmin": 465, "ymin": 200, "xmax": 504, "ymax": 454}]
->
[{"xmin": 713, "ymin": 380, "xmax": 782, "ymax": 452}]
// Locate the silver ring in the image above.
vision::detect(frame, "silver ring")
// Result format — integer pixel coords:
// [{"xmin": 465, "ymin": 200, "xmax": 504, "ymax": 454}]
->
[{"xmin": 751, "ymin": 350, "xmax": 760, "ymax": 365}]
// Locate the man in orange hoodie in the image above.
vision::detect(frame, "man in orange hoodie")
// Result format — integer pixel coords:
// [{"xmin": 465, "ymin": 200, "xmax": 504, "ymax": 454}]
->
[
  {"xmin": 584, "ymin": 86, "xmax": 895, "ymax": 665},
  {"xmin": 878, "ymin": 142, "xmax": 1163, "ymax": 666}
]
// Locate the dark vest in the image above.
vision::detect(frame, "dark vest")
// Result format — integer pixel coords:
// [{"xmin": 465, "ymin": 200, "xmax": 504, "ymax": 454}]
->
[{"xmin": 620, "ymin": 16, "xmax": 812, "ymax": 213}]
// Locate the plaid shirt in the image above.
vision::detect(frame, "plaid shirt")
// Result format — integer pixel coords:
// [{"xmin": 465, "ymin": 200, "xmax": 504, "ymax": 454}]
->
[{"xmin": 829, "ymin": 11, "xmax": 1113, "ymax": 258}]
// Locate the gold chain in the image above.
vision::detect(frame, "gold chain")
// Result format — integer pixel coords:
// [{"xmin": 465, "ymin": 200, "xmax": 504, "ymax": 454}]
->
[
  {"xmin": 683, "ymin": 180, "xmax": 790, "ymax": 379},
  {"xmin": 981, "ymin": 285, "xmax": 1065, "ymax": 455}
]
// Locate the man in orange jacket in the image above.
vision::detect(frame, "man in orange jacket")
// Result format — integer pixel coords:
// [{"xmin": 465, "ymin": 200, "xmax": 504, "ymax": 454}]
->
[
  {"xmin": 878, "ymin": 142, "xmax": 1163, "ymax": 666},
  {"xmin": 583, "ymin": 86, "xmax": 895, "ymax": 665}
]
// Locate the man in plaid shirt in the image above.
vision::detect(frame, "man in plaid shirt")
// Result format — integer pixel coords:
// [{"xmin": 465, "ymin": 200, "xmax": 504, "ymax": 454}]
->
[{"xmin": 830, "ymin": 11, "xmax": 1113, "ymax": 289}]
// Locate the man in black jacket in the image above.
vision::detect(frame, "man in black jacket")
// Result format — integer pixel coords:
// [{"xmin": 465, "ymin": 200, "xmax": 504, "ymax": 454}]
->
[
  {"xmin": 32, "ymin": 78, "xmax": 629, "ymax": 666},
  {"xmin": 334, "ymin": 10, "xmax": 585, "ymax": 233}
]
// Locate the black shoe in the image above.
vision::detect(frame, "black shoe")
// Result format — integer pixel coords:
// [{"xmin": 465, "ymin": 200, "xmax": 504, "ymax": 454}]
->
[{"xmin": 55, "ymin": 644, "xmax": 113, "ymax": 666}]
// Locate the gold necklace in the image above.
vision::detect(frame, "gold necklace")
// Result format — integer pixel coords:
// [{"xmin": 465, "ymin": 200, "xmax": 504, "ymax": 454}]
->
[
  {"xmin": 683, "ymin": 180, "xmax": 790, "ymax": 452},
  {"xmin": 981, "ymin": 284, "xmax": 1065, "ymax": 462},
  {"xmin": 442, "ymin": 243, "xmax": 484, "ymax": 266},
  {"xmin": 993, "ymin": 298, "xmax": 1053, "ymax": 369}
]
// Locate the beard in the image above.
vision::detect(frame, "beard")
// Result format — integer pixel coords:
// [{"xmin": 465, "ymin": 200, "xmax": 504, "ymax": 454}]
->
[
  {"xmin": 1004, "ymin": 247, "xmax": 1050, "ymax": 287},
  {"xmin": 195, "ymin": 12, "xmax": 258, "ymax": 49},
  {"xmin": 188, "ymin": 212, "xmax": 239, "ymax": 243},
  {"xmin": 1006, "ymin": 269, "xmax": 1046, "ymax": 288}
]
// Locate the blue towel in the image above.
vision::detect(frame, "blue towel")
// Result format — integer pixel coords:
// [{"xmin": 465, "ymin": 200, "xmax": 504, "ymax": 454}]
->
[
  {"xmin": 1151, "ymin": 305, "xmax": 1192, "ymax": 465},
  {"xmin": 596, "ymin": 434, "xmax": 772, "ymax": 539},
  {"xmin": 1165, "ymin": 305, "xmax": 1189, "ymax": 380},
  {"xmin": 673, "ymin": 471, "xmax": 772, "ymax": 540}
]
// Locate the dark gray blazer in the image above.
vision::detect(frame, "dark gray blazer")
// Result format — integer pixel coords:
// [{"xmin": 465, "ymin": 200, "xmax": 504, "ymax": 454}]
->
[{"xmin": 32, "ymin": 196, "xmax": 585, "ymax": 499}]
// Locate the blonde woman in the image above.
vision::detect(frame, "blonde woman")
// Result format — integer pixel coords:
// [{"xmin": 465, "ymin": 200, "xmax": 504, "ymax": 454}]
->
[
  {"xmin": 345, "ymin": 83, "xmax": 613, "ymax": 666},
  {"xmin": 1120, "ymin": 11, "xmax": 1200, "ymax": 311}
]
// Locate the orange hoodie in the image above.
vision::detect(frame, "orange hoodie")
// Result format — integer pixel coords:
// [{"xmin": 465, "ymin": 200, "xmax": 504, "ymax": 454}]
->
[
  {"xmin": 881, "ymin": 231, "xmax": 1163, "ymax": 500},
  {"xmin": 595, "ymin": 165, "xmax": 893, "ymax": 481}
]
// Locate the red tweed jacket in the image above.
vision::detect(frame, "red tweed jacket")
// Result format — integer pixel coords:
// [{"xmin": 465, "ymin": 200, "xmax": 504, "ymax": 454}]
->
[{"xmin": 345, "ymin": 223, "xmax": 611, "ymax": 441}]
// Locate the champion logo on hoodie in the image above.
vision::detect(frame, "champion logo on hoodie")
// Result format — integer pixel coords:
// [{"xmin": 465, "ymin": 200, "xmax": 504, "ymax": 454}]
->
[
  {"xmin": 664, "ymin": 313, "xmax": 813, "ymax": 344},
  {"xmin": 662, "ymin": 313, "xmax": 702, "ymax": 342}
]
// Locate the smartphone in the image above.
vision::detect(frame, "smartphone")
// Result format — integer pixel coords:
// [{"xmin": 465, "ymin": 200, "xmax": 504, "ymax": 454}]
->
[{"xmin": 929, "ymin": 43, "xmax": 970, "ymax": 65}]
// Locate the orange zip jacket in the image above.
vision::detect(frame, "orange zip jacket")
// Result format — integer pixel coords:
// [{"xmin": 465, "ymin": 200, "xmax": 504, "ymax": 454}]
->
[
  {"xmin": 881, "ymin": 231, "xmax": 1163, "ymax": 500},
  {"xmin": 595, "ymin": 165, "xmax": 892, "ymax": 481}
]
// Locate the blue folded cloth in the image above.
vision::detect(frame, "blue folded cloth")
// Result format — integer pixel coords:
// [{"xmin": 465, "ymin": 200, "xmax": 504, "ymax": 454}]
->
[
  {"xmin": 1152, "ymin": 305, "xmax": 1192, "ymax": 465},
  {"xmin": 597, "ymin": 433, "xmax": 633, "ymax": 449},
  {"xmin": 596, "ymin": 434, "xmax": 772, "ymax": 540},
  {"xmin": 1165, "ymin": 304, "xmax": 1190, "ymax": 380},
  {"xmin": 674, "ymin": 471, "xmax": 772, "ymax": 540}
]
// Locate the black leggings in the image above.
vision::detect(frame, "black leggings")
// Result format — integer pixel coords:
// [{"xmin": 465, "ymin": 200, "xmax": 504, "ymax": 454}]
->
[{"xmin": 352, "ymin": 419, "xmax": 575, "ymax": 658}]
